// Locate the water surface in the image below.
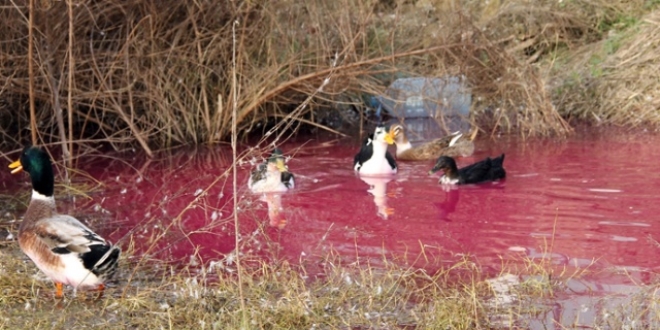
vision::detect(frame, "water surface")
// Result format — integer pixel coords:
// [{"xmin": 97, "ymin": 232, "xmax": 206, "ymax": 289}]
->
[{"xmin": 4, "ymin": 128, "xmax": 660, "ymax": 327}]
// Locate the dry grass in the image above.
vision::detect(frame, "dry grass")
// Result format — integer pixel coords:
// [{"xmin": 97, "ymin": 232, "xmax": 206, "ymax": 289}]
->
[
  {"xmin": 2, "ymin": 230, "xmax": 658, "ymax": 329},
  {"xmin": 550, "ymin": 7, "xmax": 660, "ymax": 128},
  {"xmin": 0, "ymin": 237, "xmax": 553, "ymax": 329},
  {"xmin": 3, "ymin": 0, "xmax": 654, "ymax": 153}
]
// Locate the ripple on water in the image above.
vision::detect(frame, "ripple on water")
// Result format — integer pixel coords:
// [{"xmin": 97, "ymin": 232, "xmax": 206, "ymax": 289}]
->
[{"xmin": 4, "ymin": 131, "xmax": 660, "ymax": 302}]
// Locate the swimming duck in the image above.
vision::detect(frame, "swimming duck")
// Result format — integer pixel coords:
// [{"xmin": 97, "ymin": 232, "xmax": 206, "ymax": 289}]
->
[
  {"xmin": 429, "ymin": 154, "xmax": 506, "ymax": 185},
  {"xmin": 385, "ymin": 124, "xmax": 475, "ymax": 160},
  {"xmin": 248, "ymin": 148, "xmax": 295, "ymax": 193},
  {"xmin": 9, "ymin": 146, "xmax": 120, "ymax": 298},
  {"xmin": 353, "ymin": 125, "xmax": 397, "ymax": 175}
]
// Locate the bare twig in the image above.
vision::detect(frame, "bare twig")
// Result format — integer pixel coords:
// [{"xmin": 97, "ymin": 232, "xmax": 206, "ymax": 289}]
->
[
  {"xmin": 231, "ymin": 18, "xmax": 248, "ymax": 328},
  {"xmin": 28, "ymin": 0, "xmax": 36, "ymax": 145},
  {"xmin": 43, "ymin": 43, "xmax": 72, "ymax": 189},
  {"xmin": 67, "ymin": 0, "xmax": 74, "ymax": 165}
]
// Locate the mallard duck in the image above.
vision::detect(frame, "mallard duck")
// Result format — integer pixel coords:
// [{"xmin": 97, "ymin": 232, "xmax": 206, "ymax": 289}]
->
[
  {"xmin": 429, "ymin": 154, "xmax": 506, "ymax": 185},
  {"xmin": 248, "ymin": 148, "xmax": 294, "ymax": 193},
  {"xmin": 9, "ymin": 146, "xmax": 120, "ymax": 298},
  {"xmin": 353, "ymin": 125, "xmax": 397, "ymax": 175},
  {"xmin": 385, "ymin": 124, "xmax": 476, "ymax": 160}
]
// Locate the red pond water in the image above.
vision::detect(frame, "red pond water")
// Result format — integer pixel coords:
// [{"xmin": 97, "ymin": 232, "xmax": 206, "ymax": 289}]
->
[{"xmin": 3, "ymin": 127, "xmax": 660, "ymax": 326}]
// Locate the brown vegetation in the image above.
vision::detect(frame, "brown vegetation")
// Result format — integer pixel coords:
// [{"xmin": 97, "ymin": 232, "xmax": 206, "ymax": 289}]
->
[
  {"xmin": 550, "ymin": 7, "xmax": 660, "ymax": 127},
  {"xmin": 3, "ymin": 2, "xmax": 660, "ymax": 327},
  {"xmin": 2, "ymin": 0, "xmax": 657, "ymax": 154}
]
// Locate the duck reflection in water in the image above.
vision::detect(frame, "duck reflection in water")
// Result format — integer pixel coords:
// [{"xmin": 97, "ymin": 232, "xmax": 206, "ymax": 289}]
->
[
  {"xmin": 359, "ymin": 176, "xmax": 395, "ymax": 219},
  {"xmin": 435, "ymin": 188, "xmax": 460, "ymax": 221},
  {"xmin": 263, "ymin": 193, "xmax": 287, "ymax": 229}
]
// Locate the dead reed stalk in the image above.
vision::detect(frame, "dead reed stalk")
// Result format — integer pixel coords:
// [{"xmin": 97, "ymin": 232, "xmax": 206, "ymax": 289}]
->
[{"xmin": 0, "ymin": 0, "xmax": 654, "ymax": 152}]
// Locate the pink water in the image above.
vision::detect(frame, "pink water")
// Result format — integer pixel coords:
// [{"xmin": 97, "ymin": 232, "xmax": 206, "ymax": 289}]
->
[{"xmin": 4, "ymin": 128, "xmax": 660, "ymax": 326}]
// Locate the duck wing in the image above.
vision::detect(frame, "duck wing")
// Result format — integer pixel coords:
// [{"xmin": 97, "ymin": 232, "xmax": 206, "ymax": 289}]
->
[
  {"xmin": 353, "ymin": 137, "xmax": 374, "ymax": 170},
  {"xmin": 34, "ymin": 215, "xmax": 119, "ymax": 276},
  {"xmin": 458, "ymin": 155, "xmax": 506, "ymax": 184},
  {"xmin": 488, "ymin": 166, "xmax": 506, "ymax": 181},
  {"xmin": 281, "ymin": 171, "xmax": 295, "ymax": 189},
  {"xmin": 457, "ymin": 158, "xmax": 493, "ymax": 184},
  {"xmin": 487, "ymin": 154, "xmax": 506, "ymax": 180},
  {"xmin": 421, "ymin": 135, "xmax": 455, "ymax": 150},
  {"xmin": 403, "ymin": 133, "xmax": 463, "ymax": 160},
  {"xmin": 443, "ymin": 139, "xmax": 475, "ymax": 158},
  {"xmin": 249, "ymin": 163, "xmax": 267, "ymax": 185},
  {"xmin": 385, "ymin": 151, "xmax": 397, "ymax": 171}
]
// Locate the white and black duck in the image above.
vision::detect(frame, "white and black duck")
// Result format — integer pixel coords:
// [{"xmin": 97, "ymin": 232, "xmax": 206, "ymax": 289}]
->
[{"xmin": 353, "ymin": 125, "xmax": 397, "ymax": 175}]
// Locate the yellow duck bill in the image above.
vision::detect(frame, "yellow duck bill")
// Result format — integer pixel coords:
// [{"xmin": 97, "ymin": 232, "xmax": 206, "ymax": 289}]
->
[{"xmin": 8, "ymin": 159, "xmax": 23, "ymax": 174}]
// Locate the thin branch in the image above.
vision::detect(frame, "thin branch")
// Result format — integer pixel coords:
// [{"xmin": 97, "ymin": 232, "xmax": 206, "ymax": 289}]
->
[
  {"xmin": 231, "ymin": 18, "xmax": 248, "ymax": 329},
  {"xmin": 28, "ymin": 0, "xmax": 36, "ymax": 145},
  {"xmin": 67, "ymin": 0, "xmax": 75, "ymax": 166}
]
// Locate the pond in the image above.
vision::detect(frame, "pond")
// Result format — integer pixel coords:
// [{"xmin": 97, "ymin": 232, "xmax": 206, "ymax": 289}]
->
[{"xmin": 3, "ymin": 126, "xmax": 660, "ymax": 328}]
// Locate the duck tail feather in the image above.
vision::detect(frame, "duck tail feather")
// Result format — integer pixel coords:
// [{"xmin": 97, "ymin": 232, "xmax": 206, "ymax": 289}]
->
[
  {"xmin": 492, "ymin": 153, "xmax": 505, "ymax": 166},
  {"xmin": 448, "ymin": 133, "xmax": 464, "ymax": 147}
]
